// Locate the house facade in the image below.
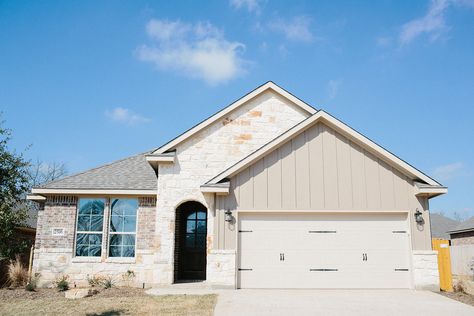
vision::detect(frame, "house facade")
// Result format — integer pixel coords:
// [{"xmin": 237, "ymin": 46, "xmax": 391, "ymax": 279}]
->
[{"xmin": 29, "ymin": 82, "xmax": 447, "ymax": 290}]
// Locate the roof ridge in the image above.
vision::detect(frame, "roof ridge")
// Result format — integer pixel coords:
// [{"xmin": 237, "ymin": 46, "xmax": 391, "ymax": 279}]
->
[{"xmin": 37, "ymin": 149, "xmax": 154, "ymax": 189}]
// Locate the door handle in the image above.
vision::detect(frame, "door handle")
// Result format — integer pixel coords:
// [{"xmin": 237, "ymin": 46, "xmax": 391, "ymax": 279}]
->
[
  {"xmin": 280, "ymin": 253, "xmax": 285, "ymax": 261},
  {"xmin": 362, "ymin": 253, "xmax": 367, "ymax": 261}
]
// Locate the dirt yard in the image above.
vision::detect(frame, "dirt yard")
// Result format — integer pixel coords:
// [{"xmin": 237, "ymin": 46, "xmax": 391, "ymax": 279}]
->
[
  {"xmin": 0, "ymin": 287, "xmax": 217, "ymax": 316},
  {"xmin": 439, "ymin": 291, "xmax": 474, "ymax": 307}
]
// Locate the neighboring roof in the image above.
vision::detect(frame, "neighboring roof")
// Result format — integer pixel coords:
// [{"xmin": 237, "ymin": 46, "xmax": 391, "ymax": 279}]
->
[
  {"xmin": 205, "ymin": 110, "xmax": 445, "ymax": 189},
  {"xmin": 151, "ymin": 81, "xmax": 317, "ymax": 155},
  {"xmin": 32, "ymin": 152, "xmax": 157, "ymax": 193},
  {"xmin": 449, "ymin": 216, "xmax": 474, "ymax": 234},
  {"xmin": 430, "ymin": 213, "xmax": 460, "ymax": 239}
]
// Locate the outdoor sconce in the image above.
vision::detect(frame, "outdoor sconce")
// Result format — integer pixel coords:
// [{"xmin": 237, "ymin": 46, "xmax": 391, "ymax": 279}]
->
[
  {"xmin": 414, "ymin": 209, "xmax": 424, "ymax": 224},
  {"xmin": 225, "ymin": 210, "xmax": 233, "ymax": 222}
]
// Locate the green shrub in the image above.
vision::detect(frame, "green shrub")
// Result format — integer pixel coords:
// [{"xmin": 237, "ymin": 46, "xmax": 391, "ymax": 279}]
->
[
  {"xmin": 87, "ymin": 275, "xmax": 105, "ymax": 288},
  {"xmin": 102, "ymin": 276, "xmax": 115, "ymax": 289},
  {"xmin": 55, "ymin": 275, "xmax": 69, "ymax": 292},
  {"xmin": 25, "ymin": 273, "xmax": 41, "ymax": 292}
]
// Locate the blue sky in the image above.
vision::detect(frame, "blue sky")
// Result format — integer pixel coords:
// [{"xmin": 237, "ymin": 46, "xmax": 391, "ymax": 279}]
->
[{"xmin": 1, "ymin": 0, "xmax": 473, "ymax": 219}]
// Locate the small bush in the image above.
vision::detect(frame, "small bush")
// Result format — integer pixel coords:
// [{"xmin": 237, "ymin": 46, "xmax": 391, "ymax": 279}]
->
[
  {"xmin": 7, "ymin": 255, "xmax": 28, "ymax": 287},
  {"xmin": 25, "ymin": 273, "xmax": 41, "ymax": 292},
  {"xmin": 87, "ymin": 275, "xmax": 105, "ymax": 288},
  {"xmin": 122, "ymin": 270, "xmax": 135, "ymax": 287},
  {"xmin": 55, "ymin": 275, "xmax": 69, "ymax": 292},
  {"xmin": 102, "ymin": 276, "xmax": 115, "ymax": 289}
]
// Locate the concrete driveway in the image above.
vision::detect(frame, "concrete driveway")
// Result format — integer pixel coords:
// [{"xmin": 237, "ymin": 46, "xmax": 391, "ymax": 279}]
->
[{"xmin": 214, "ymin": 289, "xmax": 474, "ymax": 316}]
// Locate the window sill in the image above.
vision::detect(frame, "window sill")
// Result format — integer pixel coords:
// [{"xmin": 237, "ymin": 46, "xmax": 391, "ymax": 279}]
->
[
  {"xmin": 105, "ymin": 257, "xmax": 136, "ymax": 264},
  {"xmin": 71, "ymin": 257, "xmax": 102, "ymax": 263}
]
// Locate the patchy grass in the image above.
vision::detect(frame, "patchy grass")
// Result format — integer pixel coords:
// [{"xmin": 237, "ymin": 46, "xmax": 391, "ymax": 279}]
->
[{"xmin": 0, "ymin": 287, "xmax": 217, "ymax": 316}]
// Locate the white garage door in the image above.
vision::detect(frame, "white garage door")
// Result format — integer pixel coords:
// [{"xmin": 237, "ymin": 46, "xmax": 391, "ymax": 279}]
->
[{"xmin": 238, "ymin": 212, "xmax": 411, "ymax": 289}]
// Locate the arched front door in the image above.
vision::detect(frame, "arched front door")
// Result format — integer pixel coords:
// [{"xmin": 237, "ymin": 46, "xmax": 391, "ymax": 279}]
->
[{"xmin": 175, "ymin": 201, "xmax": 207, "ymax": 281}]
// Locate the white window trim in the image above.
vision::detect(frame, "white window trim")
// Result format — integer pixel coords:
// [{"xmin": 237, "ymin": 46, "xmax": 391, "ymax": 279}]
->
[
  {"xmin": 74, "ymin": 198, "xmax": 107, "ymax": 258},
  {"xmin": 107, "ymin": 198, "xmax": 138, "ymax": 259}
]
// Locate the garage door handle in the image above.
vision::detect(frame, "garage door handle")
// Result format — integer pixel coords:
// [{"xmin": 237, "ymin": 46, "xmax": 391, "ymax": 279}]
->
[
  {"xmin": 280, "ymin": 253, "xmax": 285, "ymax": 261},
  {"xmin": 362, "ymin": 253, "xmax": 367, "ymax": 261}
]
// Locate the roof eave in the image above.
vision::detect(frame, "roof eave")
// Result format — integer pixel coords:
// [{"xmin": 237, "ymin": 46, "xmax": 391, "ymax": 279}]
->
[{"xmin": 31, "ymin": 188, "xmax": 157, "ymax": 196}]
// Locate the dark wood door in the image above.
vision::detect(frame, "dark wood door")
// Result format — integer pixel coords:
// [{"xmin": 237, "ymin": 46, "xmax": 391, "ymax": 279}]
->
[{"xmin": 178, "ymin": 205, "xmax": 207, "ymax": 280}]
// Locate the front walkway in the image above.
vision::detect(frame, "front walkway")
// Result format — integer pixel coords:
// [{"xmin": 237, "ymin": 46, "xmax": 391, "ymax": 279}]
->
[{"xmin": 214, "ymin": 289, "xmax": 474, "ymax": 316}]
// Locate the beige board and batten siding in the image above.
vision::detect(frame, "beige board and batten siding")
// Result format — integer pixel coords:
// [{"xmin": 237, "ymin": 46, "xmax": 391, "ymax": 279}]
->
[{"xmin": 215, "ymin": 122, "xmax": 431, "ymax": 250}]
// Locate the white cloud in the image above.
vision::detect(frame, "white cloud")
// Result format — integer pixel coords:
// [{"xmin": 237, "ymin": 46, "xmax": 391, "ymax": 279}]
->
[
  {"xmin": 376, "ymin": 36, "xmax": 393, "ymax": 47},
  {"xmin": 229, "ymin": 0, "xmax": 263, "ymax": 13},
  {"xmin": 268, "ymin": 16, "xmax": 314, "ymax": 42},
  {"xmin": 398, "ymin": 0, "xmax": 474, "ymax": 46},
  {"xmin": 327, "ymin": 80, "xmax": 342, "ymax": 100},
  {"xmin": 432, "ymin": 162, "xmax": 464, "ymax": 181},
  {"xmin": 105, "ymin": 107, "xmax": 150, "ymax": 125},
  {"xmin": 137, "ymin": 19, "xmax": 247, "ymax": 85},
  {"xmin": 399, "ymin": 0, "xmax": 450, "ymax": 45}
]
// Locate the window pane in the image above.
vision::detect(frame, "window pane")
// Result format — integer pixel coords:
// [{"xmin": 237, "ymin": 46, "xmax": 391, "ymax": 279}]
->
[
  {"xmin": 123, "ymin": 216, "xmax": 136, "ymax": 232},
  {"xmin": 185, "ymin": 234, "xmax": 195, "ymax": 248},
  {"xmin": 75, "ymin": 233, "xmax": 102, "ymax": 257},
  {"xmin": 110, "ymin": 199, "xmax": 137, "ymax": 233},
  {"xmin": 109, "ymin": 246, "xmax": 121, "ymax": 257},
  {"xmin": 110, "ymin": 215, "xmax": 123, "ymax": 232},
  {"xmin": 197, "ymin": 211, "xmax": 206, "ymax": 220},
  {"xmin": 122, "ymin": 234, "xmax": 135, "ymax": 246},
  {"xmin": 122, "ymin": 246, "xmax": 135, "ymax": 257},
  {"xmin": 77, "ymin": 215, "xmax": 91, "ymax": 231},
  {"xmin": 196, "ymin": 234, "xmax": 206, "ymax": 249},
  {"xmin": 110, "ymin": 234, "xmax": 122, "ymax": 246},
  {"xmin": 79, "ymin": 198, "xmax": 105, "ymax": 216},
  {"xmin": 90, "ymin": 215, "xmax": 103, "ymax": 231},
  {"xmin": 186, "ymin": 221, "xmax": 196, "ymax": 233},
  {"xmin": 196, "ymin": 220, "xmax": 206, "ymax": 233},
  {"xmin": 187, "ymin": 212, "xmax": 197, "ymax": 220}
]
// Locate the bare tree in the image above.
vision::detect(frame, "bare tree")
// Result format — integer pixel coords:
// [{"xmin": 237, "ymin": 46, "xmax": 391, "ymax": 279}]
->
[{"xmin": 27, "ymin": 159, "xmax": 67, "ymax": 188}]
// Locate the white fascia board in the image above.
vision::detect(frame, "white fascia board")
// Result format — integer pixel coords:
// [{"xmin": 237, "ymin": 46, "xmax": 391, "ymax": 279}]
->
[
  {"xmin": 152, "ymin": 82, "xmax": 317, "ymax": 155},
  {"xmin": 207, "ymin": 111, "xmax": 441, "ymax": 187},
  {"xmin": 415, "ymin": 186, "xmax": 448, "ymax": 197},
  {"xmin": 145, "ymin": 154, "xmax": 175, "ymax": 163},
  {"xmin": 26, "ymin": 194, "xmax": 46, "ymax": 201},
  {"xmin": 200, "ymin": 182, "xmax": 230, "ymax": 195},
  {"xmin": 31, "ymin": 188, "xmax": 157, "ymax": 195}
]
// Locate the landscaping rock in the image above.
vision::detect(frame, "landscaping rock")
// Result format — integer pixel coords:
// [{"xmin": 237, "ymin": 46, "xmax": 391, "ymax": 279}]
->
[{"xmin": 64, "ymin": 288, "xmax": 92, "ymax": 299}]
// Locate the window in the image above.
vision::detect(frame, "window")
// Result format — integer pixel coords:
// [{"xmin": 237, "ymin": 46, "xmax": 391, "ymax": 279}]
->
[
  {"xmin": 109, "ymin": 198, "xmax": 137, "ymax": 257},
  {"xmin": 75, "ymin": 198, "xmax": 105, "ymax": 257},
  {"xmin": 185, "ymin": 211, "xmax": 207, "ymax": 249}
]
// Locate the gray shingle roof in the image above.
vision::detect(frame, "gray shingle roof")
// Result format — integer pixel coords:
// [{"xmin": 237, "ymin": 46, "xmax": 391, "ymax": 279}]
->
[
  {"xmin": 38, "ymin": 152, "xmax": 157, "ymax": 190},
  {"xmin": 449, "ymin": 216, "xmax": 474, "ymax": 234},
  {"xmin": 430, "ymin": 213, "xmax": 460, "ymax": 239}
]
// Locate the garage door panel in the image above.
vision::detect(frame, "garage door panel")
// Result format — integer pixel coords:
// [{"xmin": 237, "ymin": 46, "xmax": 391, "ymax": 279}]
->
[{"xmin": 238, "ymin": 212, "xmax": 411, "ymax": 289}]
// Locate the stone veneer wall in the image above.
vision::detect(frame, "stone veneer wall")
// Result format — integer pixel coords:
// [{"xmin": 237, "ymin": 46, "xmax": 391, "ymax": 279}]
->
[
  {"xmin": 33, "ymin": 196, "xmax": 158, "ymax": 288},
  {"xmin": 412, "ymin": 250, "xmax": 440, "ymax": 291},
  {"xmin": 155, "ymin": 91, "xmax": 309, "ymax": 286}
]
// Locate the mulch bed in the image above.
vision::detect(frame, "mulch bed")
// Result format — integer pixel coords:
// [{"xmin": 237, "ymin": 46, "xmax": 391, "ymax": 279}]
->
[
  {"xmin": 440, "ymin": 291, "xmax": 474, "ymax": 307},
  {"xmin": 0, "ymin": 286, "xmax": 146, "ymax": 300}
]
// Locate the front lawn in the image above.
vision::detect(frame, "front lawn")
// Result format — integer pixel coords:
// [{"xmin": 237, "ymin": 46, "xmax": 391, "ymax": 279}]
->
[{"xmin": 0, "ymin": 287, "xmax": 217, "ymax": 316}]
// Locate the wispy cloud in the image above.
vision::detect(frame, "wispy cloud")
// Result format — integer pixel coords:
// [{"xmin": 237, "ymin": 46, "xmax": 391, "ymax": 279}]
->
[
  {"xmin": 105, "ymin": 107, "xmax": 150, "ymax": 125},
  {"xmin": 268, "ymin": 16, "xmax": 314, "ymax": 42},
  {"xmin": 399, "ymin": 0, "xmax": 450, "ymax": 45},
  {"xmin": 399, "ymin": 0, "xmax": 474, "ymax": 46},
  {"xmin": 229, "ymin": 0, "xmax": 264, "ymax": 13},
  {"xmin": 432, "ymin": 162, "xmax": 464, "ymax": 181},
  {"xmin": 136, "ymin": 19, "xmax": 247, "ymax": 85},
  {"xmin": 327, "ymin": 80, "xmax": 342, "ymax": 100}
]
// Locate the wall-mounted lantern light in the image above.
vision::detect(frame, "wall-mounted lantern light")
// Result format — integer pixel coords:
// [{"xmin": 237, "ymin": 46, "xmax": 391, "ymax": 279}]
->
[
  {"xmin": 414, "ymin": 208, "xmax": 424, "ymax": 224},
  {"xmin": 225, "ymin": 210, "xmax": 233, "ymax": 222}
]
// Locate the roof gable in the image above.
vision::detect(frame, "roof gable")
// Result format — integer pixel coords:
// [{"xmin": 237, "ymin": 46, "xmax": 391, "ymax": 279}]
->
[
  {"xmin": 206, "ymin": 111, "xmax": 444, "ymax": 189},
  {"xmin": 151, "ymin": 81, "xmax": 317, "ymax": 155}
]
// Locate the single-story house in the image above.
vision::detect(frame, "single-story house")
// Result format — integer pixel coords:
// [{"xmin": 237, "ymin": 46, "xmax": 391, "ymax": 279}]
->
[
  {"xmin": 449, "ymin": 217, "xmax": 474, "ymax": 245},
  {"xmin": 28, "ymin": 82, "xmax": 447, "ymax": 290}
]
